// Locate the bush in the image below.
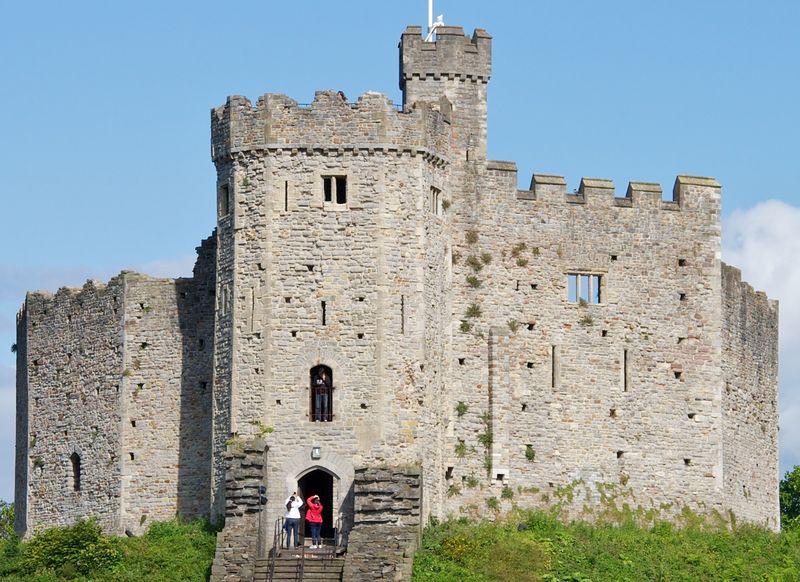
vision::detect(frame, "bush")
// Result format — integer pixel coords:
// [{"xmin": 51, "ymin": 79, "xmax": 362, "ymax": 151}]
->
[
  {"xmin": 19, "ymin": 518, "xmax": 121, "ymax": 577},
  {"xmin": 413, "ymin": 509, "xmax": 800, "ymax": 582}
]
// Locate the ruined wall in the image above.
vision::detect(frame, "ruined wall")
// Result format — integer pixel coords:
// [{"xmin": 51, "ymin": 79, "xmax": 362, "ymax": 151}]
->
[
  {"xmin": 441, "ymin": 170, "xmax": 726, "ymax": 519},
  {"xmin": 721, "ymin": 263, "xmax": 779, "ymax": 529},
  {"xmin": 18, "ymin": 279, "xmax": 125, "ymax": 535},
  {"xmin": 14, "ymin": 307, "xmax": 29, "ymax": 536},
  {"xmin": 342, "ymin": 467, "xmax": 423, "ymax": 582},
  {"xmin": 210, "ymin": 440, "xmax": 268, "ymax": 582},
  {"xmin": 119, "ymin": 237, "xmax": 215, "ymax": 533}
]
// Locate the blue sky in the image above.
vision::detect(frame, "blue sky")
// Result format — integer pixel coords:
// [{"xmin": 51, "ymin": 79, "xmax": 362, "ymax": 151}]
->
[{"xmin": 1, "ymin": 1, "xmax": 798, "ymax": 503}]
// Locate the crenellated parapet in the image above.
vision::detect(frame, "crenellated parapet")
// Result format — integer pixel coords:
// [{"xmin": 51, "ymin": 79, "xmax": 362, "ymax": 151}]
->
[
  {"xmin": 510, "ymin": 172, "xmax": 721, "ymax": 211},
  {"xmin": 210, "ymin": 90, "xmax": 451, "ymax": 164},
  {"xmin": 399, "ymin": 25, "xmax": 492, "ymax": 88}
]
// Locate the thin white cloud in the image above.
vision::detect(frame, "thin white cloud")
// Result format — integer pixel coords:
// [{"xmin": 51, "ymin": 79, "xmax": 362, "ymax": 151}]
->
[{"xmin": 722, "ymin": 199, "xmax": 800, "ymax": 477}]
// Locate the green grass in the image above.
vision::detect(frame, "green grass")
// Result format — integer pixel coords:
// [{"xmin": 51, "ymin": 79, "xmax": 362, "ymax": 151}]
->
[
  {"xmin": 0, "ymin": 518, "xmax": 218, "ymax": 581},
  {"xmin": 413, "ymin": 510, "xmax": 800, "ymax": 581}
]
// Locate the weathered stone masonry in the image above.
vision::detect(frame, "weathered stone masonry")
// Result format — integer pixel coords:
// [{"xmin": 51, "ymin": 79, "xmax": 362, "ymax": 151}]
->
[{"xmin": 16, "ymin": 21, "xmax": 779, "ymax": 580}]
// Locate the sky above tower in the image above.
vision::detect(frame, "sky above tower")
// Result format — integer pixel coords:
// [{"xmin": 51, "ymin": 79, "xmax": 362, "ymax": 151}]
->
[{"xmin": 1, "ymin": 0, "xmax": 798, "ymax": 502}]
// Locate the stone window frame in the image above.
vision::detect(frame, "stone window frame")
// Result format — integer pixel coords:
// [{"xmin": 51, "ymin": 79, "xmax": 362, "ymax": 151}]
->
[
  {"xmin": 566, "ymin": 271, "xmax": 606, "ymax": 305},
  {"xmin": 429, "ymin": 186, "xmax": 442, "ymax": 217},
  {"xmin": 322, "ymin": 174, "xmax": 349, "ymax": 211}
]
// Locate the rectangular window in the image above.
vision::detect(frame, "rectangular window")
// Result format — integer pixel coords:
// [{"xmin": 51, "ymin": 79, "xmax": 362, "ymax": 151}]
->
[
  {"xmin": 218, "ymin": 184, "xmax": 230, "ymax": 217},
  {"xmin": 323, "ymin": 175, "xmax": 347, "ymax": 206},
  {"xmin": 567, "ymin": 273, "xmax": 603, "ymax": 304},
  {"xmin": 430, "ymin": 187, "xmax": 442, "ymax": 216},
  {"xmin": 335, "ymin": 176, "xmax": 347, "ymax": 204}
]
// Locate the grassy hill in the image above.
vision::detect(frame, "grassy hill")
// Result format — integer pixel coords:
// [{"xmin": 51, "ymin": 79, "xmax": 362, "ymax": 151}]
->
[
  {"xmin": 0, "ymin": 518, "xmax": 217, "ymax": 581},
  {"xmin": 412, "ymin": 510, "xmax": 800, "ymax": 581}
]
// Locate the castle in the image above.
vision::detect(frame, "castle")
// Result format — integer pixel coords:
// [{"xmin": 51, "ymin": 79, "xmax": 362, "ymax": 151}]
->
[{"xmin": 15, "ymin": 22, "xmax": 779, "ymax": 580}]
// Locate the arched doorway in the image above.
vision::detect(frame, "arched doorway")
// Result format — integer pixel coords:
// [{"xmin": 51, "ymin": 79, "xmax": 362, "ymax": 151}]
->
[{"xmin": 297, "ymin": 468, "xmax": 334, "ymax": 540}]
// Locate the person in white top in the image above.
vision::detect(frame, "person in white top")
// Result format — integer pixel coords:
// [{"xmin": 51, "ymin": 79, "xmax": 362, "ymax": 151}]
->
[{"xmin": 283, "ymin": 493, "xmax": 304, "ymax": 548}]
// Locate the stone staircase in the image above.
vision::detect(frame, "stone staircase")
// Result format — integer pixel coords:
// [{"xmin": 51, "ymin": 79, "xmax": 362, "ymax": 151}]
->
[{"xmin": 255, "ymin": 551, "xmax": 344, "ymax": 581}]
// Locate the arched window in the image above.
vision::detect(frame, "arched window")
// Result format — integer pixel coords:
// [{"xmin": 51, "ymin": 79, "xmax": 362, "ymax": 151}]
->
[
  {"xmin": 310, "ymin": 365, "xmax": 333, "ymax": 422},
  {"xmin": 70, "ymin": 452, "xmax": 81, "ymax": 492}
]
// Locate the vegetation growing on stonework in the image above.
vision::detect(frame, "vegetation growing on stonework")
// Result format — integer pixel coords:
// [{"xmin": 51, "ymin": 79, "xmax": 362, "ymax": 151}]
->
[
  {"xmin": 525, "ymin": 444, "xmax": 535, "ymax": 462},
  {"xmin": 465, "ymin": 275, "xmax": 481, "ymax": 288},
  {"xmin": 510, "ymin": 242, "xmax": 527, "ymax": 257},
  {"xmin": 480, "ymin": 252, "xmax": 492, "ymax": 265},
  {"xmin": 579, "ymin": 314, "xmax": 594, "ymax": 326},
  {"xmin": 441, "ymin": 199, "xmax": 451, "ymax": 210},
  {"xmin": 465, "ymin": 230, "xmax": 479, "ymax": 245},
  {"xmin": 459, "ymin": 320, "xmax": 471, "ymax": 333},
  {"xmin": 465, "ymin": 255, "xmax": 483, "ymax": 272},
  {"xmin": 516, "ymin": 256, "xmax": 529, "ymax": 267},
  {"xmin": 454, "ymin": 440, "xmax": 467, "ymax": 458},
  {"xmin": 507, "ymin": 319, "xmax": 519, "ymax": 333},
  {"xmin": 447, "ymin": 484, "xmax": 461, "ymax": 498},
  {"xmin": 465, "ymin": 303, "xmax": 481, "ymax": 319},
  {"xmin": 455, "ymin": 401, "xmax": 468, "ymax": 417}
]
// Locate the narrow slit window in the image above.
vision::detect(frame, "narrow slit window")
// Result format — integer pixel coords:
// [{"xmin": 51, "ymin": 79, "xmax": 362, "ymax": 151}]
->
[
  {"xmin": 284, "ymin": 181, "xmax": 289, "ymax": 211},
  {"xmin": 430, "ymin": 186, "xmax": 442, "ymax": 216},
  {"xmin": 70, "ymin": 453, "xmax": 81, "ymax": 491},
  {"xmin": 219, "ymin": 184, "xmax": 230, "ymax": 217},
  {"xmin": 623, "ymin": 349, "xmax": 629, "ymax": 392},
  {"xmin": 321, "ymin": 301, "xmax": 327, "ymax": 326},
  {"xmin": 551, "ymin": 345, "xmax": 559, "ymax": 389},
  {"xmin": 400, "ymin": 295, "xmax": 405, "ymax": 335}
]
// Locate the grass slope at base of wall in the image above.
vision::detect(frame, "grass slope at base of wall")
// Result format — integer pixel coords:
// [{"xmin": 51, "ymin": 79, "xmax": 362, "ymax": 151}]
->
[
  {"xmin": 0, "ymin": 518, "xmax": 218, "ymax": 582},
  {"xmin": 412, "ymin": 510, "xmax": 800, "ymax": 582}
]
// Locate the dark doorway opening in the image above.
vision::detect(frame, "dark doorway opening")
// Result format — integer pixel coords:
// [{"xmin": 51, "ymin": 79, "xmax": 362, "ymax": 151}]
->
[{"xmin": 298, "ymin": 469, "xmax": 334, "ymax": 540}]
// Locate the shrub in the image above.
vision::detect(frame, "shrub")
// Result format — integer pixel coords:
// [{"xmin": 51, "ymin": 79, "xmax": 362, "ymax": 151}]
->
[
  {"xmin": 579, "ymin": 314, "xmax": 594, "ymax": 326},
  {"xmin": 516, "ymin": 257, "xmax": 529, "ymax": 267},
  {"xmin": 486, "ymin": 497, "xmax": 499, "ymax": 510},
  {"xmin": 459, "ymin": 321, "xmax": 472, "ymax": 333},
  {"xmin": 465, "ymin": 255, "xmax": 483, "ymax": 272},
  {"xmin": 456, "ymin": 401, "xmax": 468, "ymax": 417},
  {"xmin": 447, "ymin": 484, "xmax": 461, "ymax": 498},
  {"xmin": 466, "ymin": 275, "xmax": 481, "ymax": 288},
  {"xmin": 507, "ymin": 320, "xmax": 519, "ymax": 333},
  {"xmin": 465, "ymin": 230, "xmax": 479, "ymax": 244},
  {"xmin": 525, "ymin": 444, "xmax": 536, "ymax": 462},
  {"xmin": 501, "ymin": 486, "xmax": 514, "ymax": 500},
  {"xmin": 454, "ymin": 441, "xmax": 467, "ymax": 458},
  {"xmin": 480, "ymin": 252, "xmax": 492, "ymax": 265},
  {"xmin": 19, "ymin": 519, "xmax": 121, "ymax": 576},
  {"xmin": 465, "ymin": 303, "xmax": 481, "ymax": 318},
  {"xmin": 465, "ymin": 475, "xmax": 479, "ymax": 489},
  {"xmin": 511, "ymin": 242, "xmax": 527, "ymax": 257},
  {"xmin": 441, "ymin": 199, "xmax": 452, "ymax": 210}
]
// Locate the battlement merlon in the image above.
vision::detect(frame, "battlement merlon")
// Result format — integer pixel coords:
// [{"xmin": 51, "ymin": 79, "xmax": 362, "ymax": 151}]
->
[
  {"xmin": 210, "ymin": 90, "xmax": 452, "ymax": 164},
  {"xmin": 399, "ymin": 25, "xmax": 492, "ymax": 90},
  {"xmin": 510, "ymin": 173, "xmax": 721, "ymax": 212}
]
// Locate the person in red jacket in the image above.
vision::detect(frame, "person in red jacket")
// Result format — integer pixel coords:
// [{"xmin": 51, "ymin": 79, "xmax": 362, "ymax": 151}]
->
[{"xmin": 305, "ymin": 494, "xmax": 323, "ymax": 548}]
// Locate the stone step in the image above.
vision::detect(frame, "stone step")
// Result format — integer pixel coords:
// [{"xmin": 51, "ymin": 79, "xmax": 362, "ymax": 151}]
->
[{"xmin": 254, "ymin": 556, "xmax": 344, "ymax": 582}]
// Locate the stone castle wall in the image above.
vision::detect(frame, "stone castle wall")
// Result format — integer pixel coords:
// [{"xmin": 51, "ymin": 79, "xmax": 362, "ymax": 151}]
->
[
  {"xmin": 209, "ymin": 131, "xmax": 451, "ymax": 534},
  {"xmin": 16, "ymin": 279, "xmax": 126, "ymax": 536},
  {"xmin": 16, "ymin": 239, "xmax": 216, "ymax": 537},
  {"xmin": 15, "ymin": 22, "xmax": 780, "ymax": 555},
  {"xmin": 721, "ymin": 264, "xmax": 779, "ymax": 528}
]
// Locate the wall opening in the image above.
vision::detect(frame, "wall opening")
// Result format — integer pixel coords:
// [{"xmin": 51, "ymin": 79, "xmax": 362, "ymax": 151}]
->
[
  {"xmin": 70, "ymin": 453, "xmax": 81, "ymax": 491},
  {"xmin": 298, "ymin": 468, "xmax": 335, "ymax": 539},
  {"xmin": 622, "ymin": 349, "xmax": 629, "ymax": 392},
  {"xmin": 323, "ymin": 175, "xmax": 347, "ymax": 205},
  {"xmin": 400, "ymin": 295, "xmax": 405, "ymax": 334},
  {"xmin": 218, "ymin": 184, "xmax": 230, "ymax": 217},
  {"xmin": 321, "ymin": 301, "xmax": 327, "ymax": 326},
  {"xmin": 310, "ymin": 365, "xmax": 333, "ymax": 422},
  {"xmin": 284, "ymin": 181, "xmax": 289, "ymax": 212},
  {"xmin": 551, "ymin": 345, "xmax": 559, "ymax": 389}
]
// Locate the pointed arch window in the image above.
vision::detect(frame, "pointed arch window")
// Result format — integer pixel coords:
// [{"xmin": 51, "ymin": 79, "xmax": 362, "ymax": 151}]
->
[
  {"xmin": 310, "ymin": 365, "xmax": 333, "ymax": 422},
  {"xmin": 70, "ymin": 452, "xmax": 81, "ymax": 492}
]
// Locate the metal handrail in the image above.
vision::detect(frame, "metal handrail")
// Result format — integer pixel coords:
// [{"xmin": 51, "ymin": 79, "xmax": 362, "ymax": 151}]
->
[{"xmin": 268, "ymin": 518, "xmax": 282, "ymax": 582}]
